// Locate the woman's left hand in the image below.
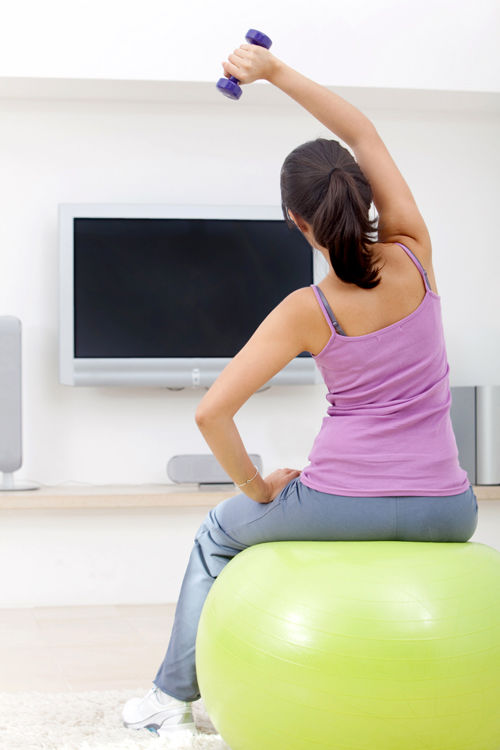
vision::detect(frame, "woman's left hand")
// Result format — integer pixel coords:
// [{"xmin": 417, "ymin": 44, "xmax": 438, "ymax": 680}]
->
[
  {"xmin": 221, "ymin": 44, "xmax": 278, "ymax": 86},
  {"xmin": 257, "ymin": 467, "xmax": 302, "ymax": 504}
]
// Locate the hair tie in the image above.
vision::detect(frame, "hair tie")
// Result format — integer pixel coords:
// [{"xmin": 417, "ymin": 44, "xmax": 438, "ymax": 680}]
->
[{"xmin": 328, "ymin": 167, "xmax": 339, "ymax": 180}]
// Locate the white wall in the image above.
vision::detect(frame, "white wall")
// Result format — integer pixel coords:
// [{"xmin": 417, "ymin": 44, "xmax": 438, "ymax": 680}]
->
[
  {"xmin": 0, "ymin": 506, "xmax": 208, "ymax": 607},
  {"xmin": 0, "ymin": 0, "xmax": 499, "ymax": 92},
  {"xmin": 0, "ymin": 90, "xmax": 498, "ymax": 487}
]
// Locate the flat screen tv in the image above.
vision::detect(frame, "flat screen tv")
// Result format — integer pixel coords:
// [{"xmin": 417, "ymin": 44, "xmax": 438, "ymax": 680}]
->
[{"xmin": 59, "ymin": 204, "xmax": 327, "ymax": 387}]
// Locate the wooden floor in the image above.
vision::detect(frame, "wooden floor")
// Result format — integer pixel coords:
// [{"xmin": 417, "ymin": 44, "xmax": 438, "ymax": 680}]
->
[{"xmin": 0, "ymin": 604, "xmax": 176, "ymax": 692}]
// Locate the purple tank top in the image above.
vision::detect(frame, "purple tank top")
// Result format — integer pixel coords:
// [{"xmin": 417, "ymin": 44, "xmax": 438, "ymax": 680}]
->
[{"xmin": 300, "ymin": 242, "xmax": 470, "ymax": 497}]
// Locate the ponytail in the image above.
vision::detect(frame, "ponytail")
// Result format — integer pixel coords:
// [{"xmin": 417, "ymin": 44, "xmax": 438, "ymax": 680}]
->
[{"xmin": 281, "ymin": 138, "xmax": 383, "ymax": 289}]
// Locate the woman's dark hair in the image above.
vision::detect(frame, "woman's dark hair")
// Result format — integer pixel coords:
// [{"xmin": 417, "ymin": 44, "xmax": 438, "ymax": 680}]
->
[{"xmin": 280, "ymin": 138, "xmax": 383, "ymax": 289}]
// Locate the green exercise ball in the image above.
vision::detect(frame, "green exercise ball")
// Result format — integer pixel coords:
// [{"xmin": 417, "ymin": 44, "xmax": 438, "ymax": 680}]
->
[{"xmin": 195, "ymin": 541, "xmax": 500, "ymax": 750}]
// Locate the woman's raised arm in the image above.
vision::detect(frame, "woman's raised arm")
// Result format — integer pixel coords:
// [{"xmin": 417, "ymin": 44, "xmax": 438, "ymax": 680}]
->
[{"xmin": 222, "ymin": 47, "xmax": 431, "ymax": 255}]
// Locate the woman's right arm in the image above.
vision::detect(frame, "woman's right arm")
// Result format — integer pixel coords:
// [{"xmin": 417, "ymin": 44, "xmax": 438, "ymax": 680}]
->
[{"xmin": 268, "ymin": 59, "xmax": 432, "ymax": 257}]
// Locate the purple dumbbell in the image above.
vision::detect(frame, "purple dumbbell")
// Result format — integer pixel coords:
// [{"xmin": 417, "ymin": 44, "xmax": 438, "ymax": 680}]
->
[{"xmin": 217, "ymin": 29, "xmax": 273, "ymax": 100}]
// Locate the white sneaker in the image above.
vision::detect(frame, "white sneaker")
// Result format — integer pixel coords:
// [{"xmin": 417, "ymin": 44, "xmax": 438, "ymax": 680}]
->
[{"xmin": 122, "ymin": 684, "xmax": 196, "ymax": 735}]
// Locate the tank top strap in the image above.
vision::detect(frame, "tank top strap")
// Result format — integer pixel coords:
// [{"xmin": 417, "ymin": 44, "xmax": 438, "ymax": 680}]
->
[
  {"xmin": 394, "ymin": 241, "xmax": 431, "ymax": 291},
  {"xmin": 311, "ymin": 284, "xmax": 347, "ymax": 336}
]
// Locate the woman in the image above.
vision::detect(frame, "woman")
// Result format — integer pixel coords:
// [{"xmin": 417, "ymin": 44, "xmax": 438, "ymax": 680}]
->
[{"xmin": 123, "ymin": 43, "xmax": 477, "ymax": 735}]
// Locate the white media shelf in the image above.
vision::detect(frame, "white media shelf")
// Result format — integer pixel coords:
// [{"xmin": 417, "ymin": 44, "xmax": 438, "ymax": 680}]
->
[
  {"xmin": 0, "ymin": 483, "xmax": 236, "ymax": 509},
  {"xmin": 0, "ymin": 483, "xmax": 498, "ymax": 510}
]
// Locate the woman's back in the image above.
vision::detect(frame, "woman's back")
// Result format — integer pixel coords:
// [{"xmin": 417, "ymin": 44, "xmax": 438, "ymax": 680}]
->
[
  {"xmin": 308, "ymin": 238, "xmax": 438, "ymax": 352},
  {"xmin": 300, "ymin": 239, "xmax": 470, "ymax": 498}
]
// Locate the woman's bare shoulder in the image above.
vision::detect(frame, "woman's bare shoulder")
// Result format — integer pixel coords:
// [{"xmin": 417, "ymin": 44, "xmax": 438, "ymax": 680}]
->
[
  {"xmin": 380, "ymin": 235, "xmax": 432, "ymax": 266},
  {"xmin": 382, "ymin": 237, "xmax": 438, "ymax": 294}
]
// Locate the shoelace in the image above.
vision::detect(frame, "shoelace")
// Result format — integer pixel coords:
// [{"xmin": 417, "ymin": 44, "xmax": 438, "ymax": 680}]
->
[
  {"xmin": 153, "ymin": 685, "xmax": 186, "ymax": 706},
  {"xmin": 153, "ymin": 686, "xmax": 167, "ymax": 702}
]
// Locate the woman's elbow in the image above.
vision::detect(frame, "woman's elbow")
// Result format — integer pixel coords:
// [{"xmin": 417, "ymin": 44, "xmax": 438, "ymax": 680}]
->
[
  {"xmin": 194, "ymin": 408, "xmax": 209, "ymax": 426},
  {"xmin": 195, "ymin": 406, "xmax": 232, "ymax": 426},
  {"xmin": 195, "ymin": 405, "xmax": 219, "ymax": 426}
]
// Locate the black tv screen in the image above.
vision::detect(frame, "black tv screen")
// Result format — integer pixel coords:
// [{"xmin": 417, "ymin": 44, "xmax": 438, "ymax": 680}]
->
[{"xmin": 74, "ymin": 218, "xmax": 313, "ymax": 359}]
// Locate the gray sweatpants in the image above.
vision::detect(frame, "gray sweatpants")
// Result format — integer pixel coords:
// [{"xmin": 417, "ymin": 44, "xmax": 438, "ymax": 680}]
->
[{"xmin": 153, "ymin": 477, "xmax": 478, "ymax": 701}]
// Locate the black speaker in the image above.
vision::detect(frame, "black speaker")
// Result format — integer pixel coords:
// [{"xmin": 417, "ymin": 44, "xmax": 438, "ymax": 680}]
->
[{"xmin": 0, "ymin": 317, "xmax": 38, "ymax": 491}]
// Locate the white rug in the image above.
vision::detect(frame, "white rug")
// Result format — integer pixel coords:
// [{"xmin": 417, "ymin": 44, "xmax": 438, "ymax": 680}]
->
[{"xmin": 0, "ymin": 689, "xmax": 231, "ymax": 750}]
